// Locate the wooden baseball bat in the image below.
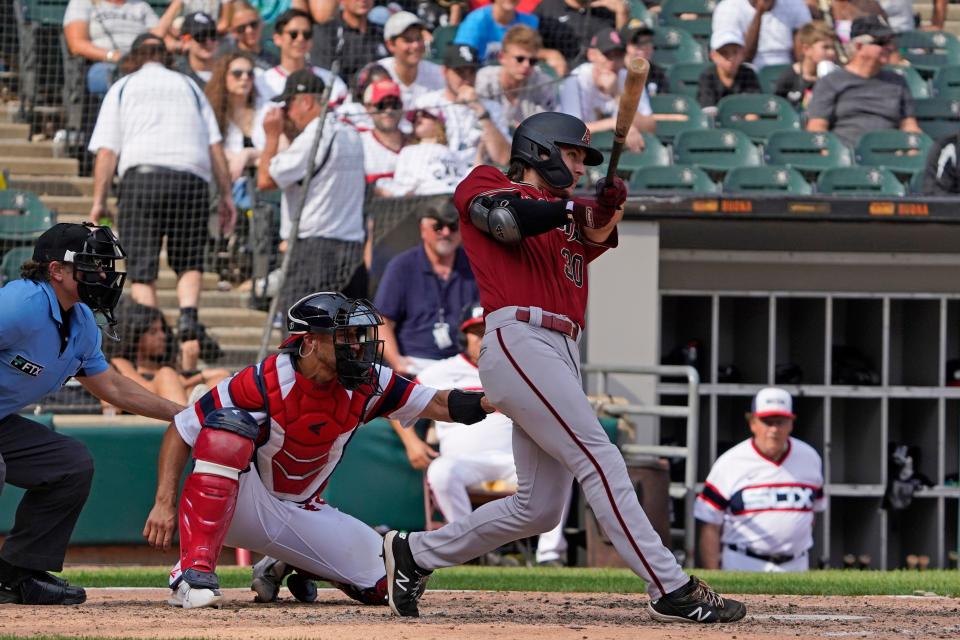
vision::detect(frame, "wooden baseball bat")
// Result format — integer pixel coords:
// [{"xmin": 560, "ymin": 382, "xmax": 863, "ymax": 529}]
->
[{"xmin": 605, "ymin": 57, "xmax": 651, "ymax": 181}]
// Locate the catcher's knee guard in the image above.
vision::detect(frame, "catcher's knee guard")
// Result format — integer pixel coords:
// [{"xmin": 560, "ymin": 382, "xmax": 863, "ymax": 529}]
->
[
  {"xmin": 179, "ymin": 408, "xmax": 260, "ymax": 574},
  {"xmin": 331, "ymin": 576, "xmax": 388, "ymax": 606}
]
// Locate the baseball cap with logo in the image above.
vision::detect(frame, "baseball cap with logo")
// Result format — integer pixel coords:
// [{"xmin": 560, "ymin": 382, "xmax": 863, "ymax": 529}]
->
[
  {"xmin": 443, "ymin": 44, "xmax": 480, "ymax": 69},
  {"xmin": 363, "ymin": 78, "xmax": 401, "ymax": 105},
  {"xmin": 590, "ymin": 28, "xmax": 626, "ymax": 55},
  {"xmin": 420, "ymin": 199, "xmax": 458, "ymax": 225},
  {"xmin": 850, "ymin": 15, "xmax": 895, "ymax": 45},
  {"xmin": 272, "ymin": 69, "xmax": 327, "ymax": 102},
  {"xmin": 751, "ymin": 387, "xmax": 796, "ymax": 419},
  {"xmin": 710, "ymin": 30, "xmax": 745, "ymax": 51},
  {"xmin": 181, "ymin": 11, "xmax": 218, "ymax": 40},
  {"xmin": 33, "ymin": 223, "xmax": 98, "ymax": 263},
  {"xmin": 384, "ymin": 11, "xmax": 426, "ymax": 42}
]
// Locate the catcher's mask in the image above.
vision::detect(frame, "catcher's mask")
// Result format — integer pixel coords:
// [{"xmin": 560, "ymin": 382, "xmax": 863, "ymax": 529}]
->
[
  {"xmin": 284, "ymin": 292, "xmax": 385, "ymax": 391},
  {"xmin": 33, "ymin": 222, "xmax": 127, "ymax": 336}
]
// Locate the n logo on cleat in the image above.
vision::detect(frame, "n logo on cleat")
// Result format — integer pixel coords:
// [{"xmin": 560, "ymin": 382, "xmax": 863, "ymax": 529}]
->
[
  {"xmin": 395, "ymin": 570, "xmax": 410, "ymax": 592},
  {"xmin": 688, "ymin": 607, "xmax": 713, "ymax": 622}
]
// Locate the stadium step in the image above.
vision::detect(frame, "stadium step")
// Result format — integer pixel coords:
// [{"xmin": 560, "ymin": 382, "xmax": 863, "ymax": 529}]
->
[
  {"xmin": 8, "ymin": 175, "xmax": 95, "ymax": 196},
  {"xmin": 41, "ymin": 195, "xmax": 116, "ymax": 217},
  {"xmin": 0, "ymin": 122, "xmax": 30, "ymax": 140},
  {"xmin": 161, "ymin": 306, "xmax": 267, "ymax": 329},
  {"xmin": 209, "ymin": 326, "xmax": 282, "ymax": 347},
  {"xmin": 0, "ymin": 140, "xmax": 55, "ymax": 158},
  {"xmin": 156, "ymin": 289, "xmax": 252, "ymax": 309},
  {"xmin": 156, "ymin": 269, "xmax": 221, "ymax": 290},
  {"xmin": 6, "ymin": 157, "xmax": 79, "ymax": 177}
]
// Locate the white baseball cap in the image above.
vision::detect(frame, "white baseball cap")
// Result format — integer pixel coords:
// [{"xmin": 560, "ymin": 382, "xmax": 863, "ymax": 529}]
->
[
  {"xmin": 710, "ymin": 30, "xmax": 745, "ymax": 52},
  {"xmin": 751, "ymin": 387, "xmax": 795, "ymax": 419},
  {"xmin": 384, "ymin": 11, "xmax": 425, "ymax": 42}
]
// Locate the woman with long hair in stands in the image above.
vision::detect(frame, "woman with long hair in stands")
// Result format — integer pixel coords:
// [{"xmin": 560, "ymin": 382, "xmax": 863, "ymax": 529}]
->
[{"xmin": 205, "ymin": 51, "xmax": 262, "ymax": 182}]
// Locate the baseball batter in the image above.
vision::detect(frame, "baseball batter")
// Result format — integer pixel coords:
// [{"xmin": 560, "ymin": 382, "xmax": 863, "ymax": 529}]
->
[
  {"xmin": 695, "ymin": 387, "xmax": 825, "ymax": 572},
  {"xmin": 381, "ymin": 112, "xmax": 747, "ymax": 624},
  {"xmin": 143, "ymin": 292, "xmax": 492, "ymax": 609}
]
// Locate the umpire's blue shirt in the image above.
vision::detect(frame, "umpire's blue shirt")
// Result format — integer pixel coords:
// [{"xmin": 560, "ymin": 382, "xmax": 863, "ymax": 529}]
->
[{"xmin": 0, "ymin": 279, "xmax": 108, "ymax": 419}]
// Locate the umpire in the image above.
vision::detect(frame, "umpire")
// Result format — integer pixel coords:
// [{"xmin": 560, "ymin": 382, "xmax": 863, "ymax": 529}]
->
[{"xmin": 0, "ymin": 223, "xmax": 184, "ymax": 605}]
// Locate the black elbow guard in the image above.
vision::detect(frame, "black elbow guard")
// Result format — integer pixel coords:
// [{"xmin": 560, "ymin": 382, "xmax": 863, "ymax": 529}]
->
[
  {"xmin": 469, "ymin": 196, "xmax": 522, "ymax": 244},
  {"xmin": 447, "ymin": 389, "xmax": 488, "ymax": 425}
]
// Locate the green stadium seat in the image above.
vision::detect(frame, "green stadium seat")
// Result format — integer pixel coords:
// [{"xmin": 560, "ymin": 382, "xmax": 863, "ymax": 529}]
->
[
  {"xmin": 629, "ymin": 165, "xmax": 719, "ymax": 192},
  {"xmin": 591, "ymin": 133, "xmax": 672, "ymax": 181},
  {"xmin": 429, "ymin": 25, "xmax": 459, "ymax": 62},
  {"xmin": 722, "ymin": 165, "xmax": 812, "ymax": 195},
  {"xmin": 652, "ymin": 27, "xmax": 706, "ymax": 67},
  {"xmin": 763, "ymin": 130, "xmax": 853, "ymax": 177},
  {"xmin": 672, "ymin": 128, "xmax": 761, "ymax": 176},
  {"xmin": 885, "ymin": 64, "xmax": 930, "ymax": 99},
  {"xmin": 908, "ymin": 169, "xmax": 926, "ymax": 194},
  {"xmin": 0, "ymin": 247, "xmax": 33, "ymax": 286},
  {"xmin": 18, "ymin": 0, "xmax": 70, "ymax": 26},
  {"xmin": 913, "ymin": 97, "xmax": 960, "ymax": 140},
  {"xmin": 815, "ymin": 166, "xmax": 906, "ymax": 196},
  {"xmin": 590, "ymin": 130, "xmax": 616, "ymax": 150},
  {"xmin": 668, "ymin": 62, "xmax": 712, "ymax": 98},
  {"xmin": 628, "ymin": 0, "xmax": 652, "ymax": 22},
  {"xmin": 933, "ymin": 64, "xmax": 960, "ymax": 99},
  {"xmin": 757, "ymin": 63, "xmax": 792, "ymax": 94},
  {"xmin": 716, "ymin": 94, "xmax": 800, "ymax": 143},
  {"xmin": 658, "ymin": 0, "xmax": 716, "ymax": 41},
  {"xmin": 854, "ymin": 130, "xmax": 933, "ymax": 179},
  {"xmin": 650, "ymin": 93, "xmax": 710, "ymax": 143},
  {"xmin": 0, "ymin": 190, "xmax": 55, "ymax": 249},
  {"xmin": 896, "ymin": 30, "xmax": 960, "ymax": 78}
]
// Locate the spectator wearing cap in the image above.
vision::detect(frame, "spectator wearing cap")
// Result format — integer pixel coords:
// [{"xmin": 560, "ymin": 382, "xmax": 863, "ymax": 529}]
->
[
  {"xmin": 224, "ymin": 0, "xmax": 280, "ymax": 70},
  {"xmin": 695, "ymin": 388, "xmax": 825, "ymax": 572},
  {"xmin": 697, "ymin": 30, "xmax": 762, "ymax": 108},
  {"xmin": 621, "ymin": 19, "xmax": 670, "ymax": 97},
  {"xmin": 534, "ymin": 0, "xmax": 629, "ymax": 65},
  {"xmin": 806, "ymin": 16, "xmax": 920, "ymax": 148},
  {"xmin": 176, "ymin": 11, "xmax": 220, "ymax": 87},
  {"xmin": 559, "ymin": 28, "xmax": 654, "ymax": 151},
  {"xmin": 453, "ymin": 0, "xmax": 539, "ymax": 63},
  {"xmin": 475, "ymin": 25, "xmax": 558, "ymax": 132},
  {"xmin": 711, "ymin": 0, "xmax": 811, "ymax": 69},
  {"xmin": 359, "ymin": 79, "xmax": 409, "ymax": 193},
  {"xmin": 64, "ymin": 0, "xmax": 183, "ymax": 96},
  {"xmin": 377, "ymin": 11, "xmax": 446, "ymax": 109},
  {"xmin": 257, "ymin": 70, "xmax": 368, "ymax": 310},
  {"xmin": 413, "ymin": 45, "xmax": 511, "ymax": 168},
  {"xmin": 373, "ymin": 200, "xmax": 479, "ymax": 377},
  {"xmin": 379, "ymin": 107, "xmax": 470, "ymax": 195},
  {"xmin": 88, "ymin": 33, "xmax": 236, "ymax": 362},
  {"xmin": 311, "ymin": 0, "xmax": 388, "ymax": 83}
]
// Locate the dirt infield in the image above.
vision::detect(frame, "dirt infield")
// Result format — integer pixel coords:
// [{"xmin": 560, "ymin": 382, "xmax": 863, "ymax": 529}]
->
[{"xmin": 1, "ymin": 588, "xmax": 958, "ymax": 639}]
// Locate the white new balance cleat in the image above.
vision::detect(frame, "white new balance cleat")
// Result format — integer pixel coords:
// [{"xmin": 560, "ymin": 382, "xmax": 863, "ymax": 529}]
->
[{"xmin": 168, "ymin": 579, "xmax": 224, "ymax": 609}]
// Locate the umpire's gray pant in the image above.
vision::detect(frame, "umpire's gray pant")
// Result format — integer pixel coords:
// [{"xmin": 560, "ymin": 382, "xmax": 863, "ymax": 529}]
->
[{"xmin": 0, "ymin": 414, "xmax": 94, "ymax": 572}]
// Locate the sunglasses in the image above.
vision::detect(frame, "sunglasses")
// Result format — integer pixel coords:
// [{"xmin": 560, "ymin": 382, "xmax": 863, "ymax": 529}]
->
[
  {"xmin": 285, "ymin": 29, "xmax": 313, "ymax": 40},
  {"xmin": 512, "ymin": 54, "xmax": 539, "ymax": 65},
  {"xmin": 375, "ymin": 97, "xmax": 403, "ymax": 110},
  {"xmin": 432, "ymin": 221, "xmax": 459, "ymax": 233},
  {"xmin": 233, "ymin": 19, "xmax": 260, "ymax": 34},
  {"xmin": 192, "ymin": 32, "xmax": 219, "ymax": 44},
  {"xmin": 229, "ymin": 68, "xmax": 255, "ymax": 79}
]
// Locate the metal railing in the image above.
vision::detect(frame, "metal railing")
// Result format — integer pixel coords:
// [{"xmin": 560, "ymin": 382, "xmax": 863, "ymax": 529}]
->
[{"xmin": 582, "ymin": 363, "xmax": 700, "ymax": 566}]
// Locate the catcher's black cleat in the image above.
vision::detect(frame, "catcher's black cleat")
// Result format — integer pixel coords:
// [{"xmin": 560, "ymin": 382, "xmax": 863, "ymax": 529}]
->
[
  {"xmin": 648, "ymin": 576, "xmax": 746, "ymax": 623},
  {"xmin": 383, "ymin": 530, "xmax": 431, "ymax": 617},
  {"xmin": 1, "ymin": 571, "xmax": 86, "ymax": 605},
  {"xmin": 251, "ymin": 556, "xmax": 317, "ymax": 604}
]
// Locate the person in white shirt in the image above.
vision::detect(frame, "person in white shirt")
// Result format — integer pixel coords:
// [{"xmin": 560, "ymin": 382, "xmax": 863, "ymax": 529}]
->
[
  {"xmin": 377, "ymin": 11, "xmax": 445, "ymax": 109},
  {"xmin": 378, "ymin": 107, "xmax": 469, "ymax": 196},
  {"xmin": 87, "ymin": 33, "xmax": 235, "ymax": 362},
  {"xmin": 559, "ymin": 28, "xmax": 653, "ymax": 152},
  {"xmin": 256, "ymin": 70, "xmax": 368, "ymax": 310},
  {"xmin": 358, "ymin": 79, "xmax": 408, "ymax": 194},
  {"xmin": 695, "ymin": 388, "xmax": 825, "ymax": 572},
  {"xmin": 711, "ymin": 0, "xmax": 812, "ymax": 69},
  {"xmin": 413, "ymin": 44, "xmax": 511, "ymax": 169},
  {"xmin": 392, "ymin": 303, "xmax": 570, "ymax": 566}
]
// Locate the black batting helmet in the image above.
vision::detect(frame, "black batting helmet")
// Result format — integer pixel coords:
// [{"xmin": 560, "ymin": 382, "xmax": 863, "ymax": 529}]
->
[
  {"xmin": 511, "ymin": 112, "xmax": 604, "ymax": 190},
  {"xmin": 457, "ymin": 301, "xmax": 484, "ymax": 352},
  {"xmin": 285, "ymin": 292, "xmax": 385, "ymax": 391}
]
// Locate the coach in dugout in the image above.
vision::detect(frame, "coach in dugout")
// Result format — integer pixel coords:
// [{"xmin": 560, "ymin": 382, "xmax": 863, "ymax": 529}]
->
[{"xmin": 695, "ymin": 387, "xmax": 825, "ymax": 572}]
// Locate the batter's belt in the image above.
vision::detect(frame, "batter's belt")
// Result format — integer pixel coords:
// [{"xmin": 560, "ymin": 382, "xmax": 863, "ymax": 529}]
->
[{"xmin": 515, "ymin": 308, "xmax": 581, "ymax": 341}]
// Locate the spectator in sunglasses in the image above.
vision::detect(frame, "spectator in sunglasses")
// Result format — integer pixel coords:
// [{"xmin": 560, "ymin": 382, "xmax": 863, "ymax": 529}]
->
[
  {"xmin": 806, "ymin": 16, "xmax": 920, "ymax": 148},
  {"xmin": 224, "ymin": 0, "xmax": 279, "ymax": 69},
  {"xmin": 374, "ymin": 201, "xmax": 479, "ymax": 378},
  {"xmin": 475, "ymin": 25, "xmax": 558, "ymax": 132},
  {"xmin": 175, "ymin": 11, "xmax": 220, "ymax": 88},
  {"xmin": 358, "ymin": 79, "xmax": 409, "ymax": 194},
  {"xmin": 312, "ymin": 0, "xmax": 388, "ymax": 83},
  {"xmin": 204, "ymin": 52, "xmax": 262, "ymax": 183}
]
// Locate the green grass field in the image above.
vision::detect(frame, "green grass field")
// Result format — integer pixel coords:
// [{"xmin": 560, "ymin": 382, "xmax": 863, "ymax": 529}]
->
[{"xmin": 57, "ymin": 566, "xmax": 960, "ymax": 597}]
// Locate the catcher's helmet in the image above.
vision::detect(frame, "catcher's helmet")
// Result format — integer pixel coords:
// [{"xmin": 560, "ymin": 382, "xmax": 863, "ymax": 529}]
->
[
  {"xmin": 286, "ymin": 292, "xmax": 385, "ymax": 391},
  {"xmin": 511, "ymin": 112, "xmax": 604, "ymax": 190},
  {"xmin": 457, "ymin": 301, "xmax": 484, "ymax": 352}
]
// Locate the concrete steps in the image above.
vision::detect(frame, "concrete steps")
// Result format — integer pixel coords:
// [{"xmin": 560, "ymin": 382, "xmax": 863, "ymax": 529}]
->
[
  {"xmin": 5, "ymin": 157, "xmax": 79, "ymax": 176},
  {"xmin": 161, "ymin": 306, "xmax": 267, "ymax": 329},
  {"xmin": 209, "ymin": 326, "xmax": 282, "ymax": 347},
  {"xmin": 0, "ymin": 141, "xmax": 55, "ymax": 158},
  {"xmin": 40, "ymin": 194, "xmax": 117, "ymax": 217},
  {"xmin": 0, "ymin": 123, "xmax": 30, "ymax": 140},
  {"xmin": 156, "ymin": 269, "xmax": 221, "ymax": 290},
  {"xmin": 156, "ymin": 289, "xmax": 252, "ymax": 309},
  {"xmin": 8, "ymin": 175, "xmax": 95, "ymax": 196}
]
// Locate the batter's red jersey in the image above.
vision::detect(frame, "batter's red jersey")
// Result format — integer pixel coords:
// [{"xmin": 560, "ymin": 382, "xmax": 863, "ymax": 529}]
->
[{"xmin": 453, "ymin": 165, "xmax": 617, "ymax": 329}]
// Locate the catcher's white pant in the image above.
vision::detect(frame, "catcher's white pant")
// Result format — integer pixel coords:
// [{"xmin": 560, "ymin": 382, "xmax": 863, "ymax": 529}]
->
[
  {"xmin": 223, "ymin": 464, "xmax": 385, "ymax": 589},
  {"xmin": 721, "ymin": 547, "xmax": 809, "ymax": 572},
  {"xmin": 426, "ymin": 452, "xmax": 569, "ymax": 562},
  {"xmin": 409, "ymin": 306, "xmax": 690, "ymax": 598}
]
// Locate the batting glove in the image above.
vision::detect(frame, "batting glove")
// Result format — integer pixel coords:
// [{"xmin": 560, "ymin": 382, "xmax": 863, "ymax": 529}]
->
[
  {"xmin": 567, "ymin": 198, "xmax": 618, "ymax": 229},
  {"xmin": 595, "ymin": 176, "xmax": 628, "ymax": 209}
]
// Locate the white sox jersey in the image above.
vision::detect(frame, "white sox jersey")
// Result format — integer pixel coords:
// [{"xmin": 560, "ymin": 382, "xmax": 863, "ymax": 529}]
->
[
  {"xmin": 174, "ymin": 353, "xmax": 435, "ymax": 503},
  {"xmin": 413, "ymin": 89, "xmax": 510, "ymax": 168},
  {"xmin": 694, "ymin": 437, "xmax": 825, "ymax": 556},
  {"xmin": 358, "ymin": 129, "xmax": 402, "ymax": 186},
  {"xmin": 416, "ymin": 353, "xmax": 513, "ymax": 458}
]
